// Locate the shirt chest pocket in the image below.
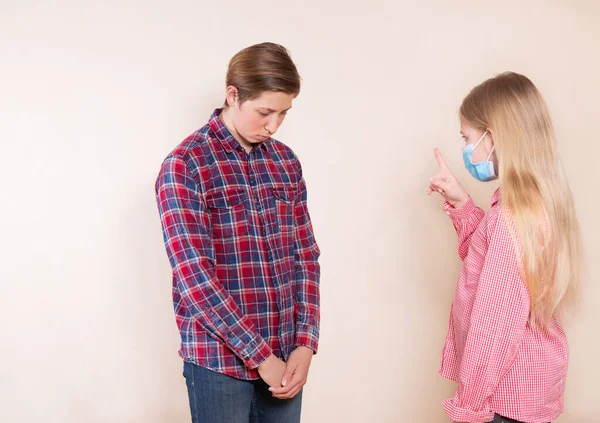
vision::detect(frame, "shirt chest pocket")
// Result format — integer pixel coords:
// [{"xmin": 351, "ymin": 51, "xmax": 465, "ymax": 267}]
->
[
  {"xmin": 272, "ymin": 187, "xmax": 296, "ymax": 233},
  {"xmin": 206, "ymin": 189, "xmax": 249, "ymax": 239}
]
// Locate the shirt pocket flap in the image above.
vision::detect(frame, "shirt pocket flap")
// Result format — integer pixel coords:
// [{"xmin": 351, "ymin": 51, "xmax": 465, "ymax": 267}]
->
[
  {"xmin": 206, "ymin": 189, "xmax": 247, "ymax": 209},
  {"xmin": 272, "ymin": 187, "xmax": 296, "ymax": 204}
]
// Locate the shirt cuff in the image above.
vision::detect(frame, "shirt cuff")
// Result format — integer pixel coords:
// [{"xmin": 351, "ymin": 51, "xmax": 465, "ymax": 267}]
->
[
  {"xmin": 240, "ymin": 335, "xmax": 273, "ymax": 369},
  {"xmin": 294, "ymin": 324, "xmax": 319, "ymax": 354},
  {"xmin": 443, "ymin": 197, "xmax": 477, "ymax": 220},
  {"xmin": 442, "ymin": 395, "xmax": 494, "ymax": 423}
]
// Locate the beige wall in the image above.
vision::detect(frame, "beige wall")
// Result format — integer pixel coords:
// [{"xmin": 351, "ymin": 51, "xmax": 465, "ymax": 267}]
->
[{"xmin": 1, "ymin": 0, "xmax": 598, "ymax": 421}]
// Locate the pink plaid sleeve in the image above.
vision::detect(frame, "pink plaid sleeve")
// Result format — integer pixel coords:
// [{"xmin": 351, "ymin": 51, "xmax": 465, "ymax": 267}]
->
[
  {"xmin": 156, "ymin": 155, "xmax": 272, "ymax": 369},
  {"xmin": 442, "ymin": 207, "xmax": 530, "ymax": 423},
  {"xmin": 444, "ymin": 197, "xmax": 486, "ymax": 261}
]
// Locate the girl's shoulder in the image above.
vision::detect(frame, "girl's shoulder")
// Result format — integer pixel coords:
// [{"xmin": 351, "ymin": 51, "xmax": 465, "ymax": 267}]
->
[{"xmin": 484, "ymin": 199, "xmax": 514, "ymax": 243}]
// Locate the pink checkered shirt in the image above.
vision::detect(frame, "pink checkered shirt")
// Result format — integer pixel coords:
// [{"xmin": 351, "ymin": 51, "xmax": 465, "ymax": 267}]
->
[{"xmin": 440, "ymin": 189, "xmax": 568, "ymax": 423}]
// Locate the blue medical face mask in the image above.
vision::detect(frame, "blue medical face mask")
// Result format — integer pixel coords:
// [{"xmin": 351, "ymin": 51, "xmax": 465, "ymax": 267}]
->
[{"xmin": 462, "ymin": 131, "xmax": 498, "ymax": 182}]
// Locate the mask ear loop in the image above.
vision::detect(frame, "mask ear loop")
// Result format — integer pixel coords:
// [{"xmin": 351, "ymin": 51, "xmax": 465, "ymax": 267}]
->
[
  {"xmin": 477, "ymin": 130, "xmax": 495, "ymax": 161},
  {"xmin": 485, "ymin": 134, "xmax": 497, "ymax": 179},
  {"xmin": 469, "ymin": 130, "xmax": 488, "ymax": 164},
  {"xmin": 474, "ymin": 130, "xmax": 488, "ymax": 148},
  {"xmin": 486, "ymin": 145, "xmax": 495, "ymax": 161}
]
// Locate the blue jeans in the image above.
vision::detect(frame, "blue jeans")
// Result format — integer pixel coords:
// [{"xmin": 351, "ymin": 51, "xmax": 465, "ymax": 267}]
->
[{"xmin": 183, "ymin": 361, "xmax": 303, "ymax": 423}]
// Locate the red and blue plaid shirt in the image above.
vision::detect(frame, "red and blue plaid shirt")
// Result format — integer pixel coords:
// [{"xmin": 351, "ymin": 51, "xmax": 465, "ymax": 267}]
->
[{"xmin": 155, "ymin": 109, "xmax": 321, "ymax": 380}]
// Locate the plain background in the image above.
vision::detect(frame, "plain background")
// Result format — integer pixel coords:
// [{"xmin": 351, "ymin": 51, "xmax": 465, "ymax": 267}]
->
[{"xmin": 1, "ymin": 0, "xmax": 598, "ymax": 422}]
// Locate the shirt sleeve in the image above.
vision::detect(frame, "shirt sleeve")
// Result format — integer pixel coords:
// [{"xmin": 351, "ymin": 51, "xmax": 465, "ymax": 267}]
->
[
  {"xmin": 291, "ymin": 158, "xmax": 321, "ymax": 353},
  {"xmin": 443, "ymin": 197, "xmax": 486, "ymax": 261},
  {"xmin": 155, "ymin": 155, "xmax": 271, "ymax": 369},
  {"xmin": 442, "ymin": 208, "xmax": 530, "ymax": 423}
]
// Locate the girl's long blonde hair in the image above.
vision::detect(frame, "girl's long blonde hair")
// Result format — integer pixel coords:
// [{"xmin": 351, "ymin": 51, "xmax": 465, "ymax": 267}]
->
[{"xmin": 460, "ymin": 72, "xmax": 582, "ymax": 326}]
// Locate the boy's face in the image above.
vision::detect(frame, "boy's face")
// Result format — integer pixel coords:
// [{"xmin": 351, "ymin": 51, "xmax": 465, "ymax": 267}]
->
[{"xmin": 227, "ymin": 90, "xmax": 294, "ymax": 146}]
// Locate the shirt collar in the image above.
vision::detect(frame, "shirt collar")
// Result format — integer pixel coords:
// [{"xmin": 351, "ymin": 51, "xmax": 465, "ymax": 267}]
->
[
  {"xmin": 208, "ymin": 108, "xmax": 270, "ymax": 153},
  {"xmin": 491, "ymin": 188, "xmax": 501, "ymax": 206}
]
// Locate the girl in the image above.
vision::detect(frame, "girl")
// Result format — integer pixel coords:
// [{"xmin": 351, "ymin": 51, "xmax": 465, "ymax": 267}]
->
[{"xmin": 428, "ymin": 72, "xmax": 582, "ymax": 423}]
